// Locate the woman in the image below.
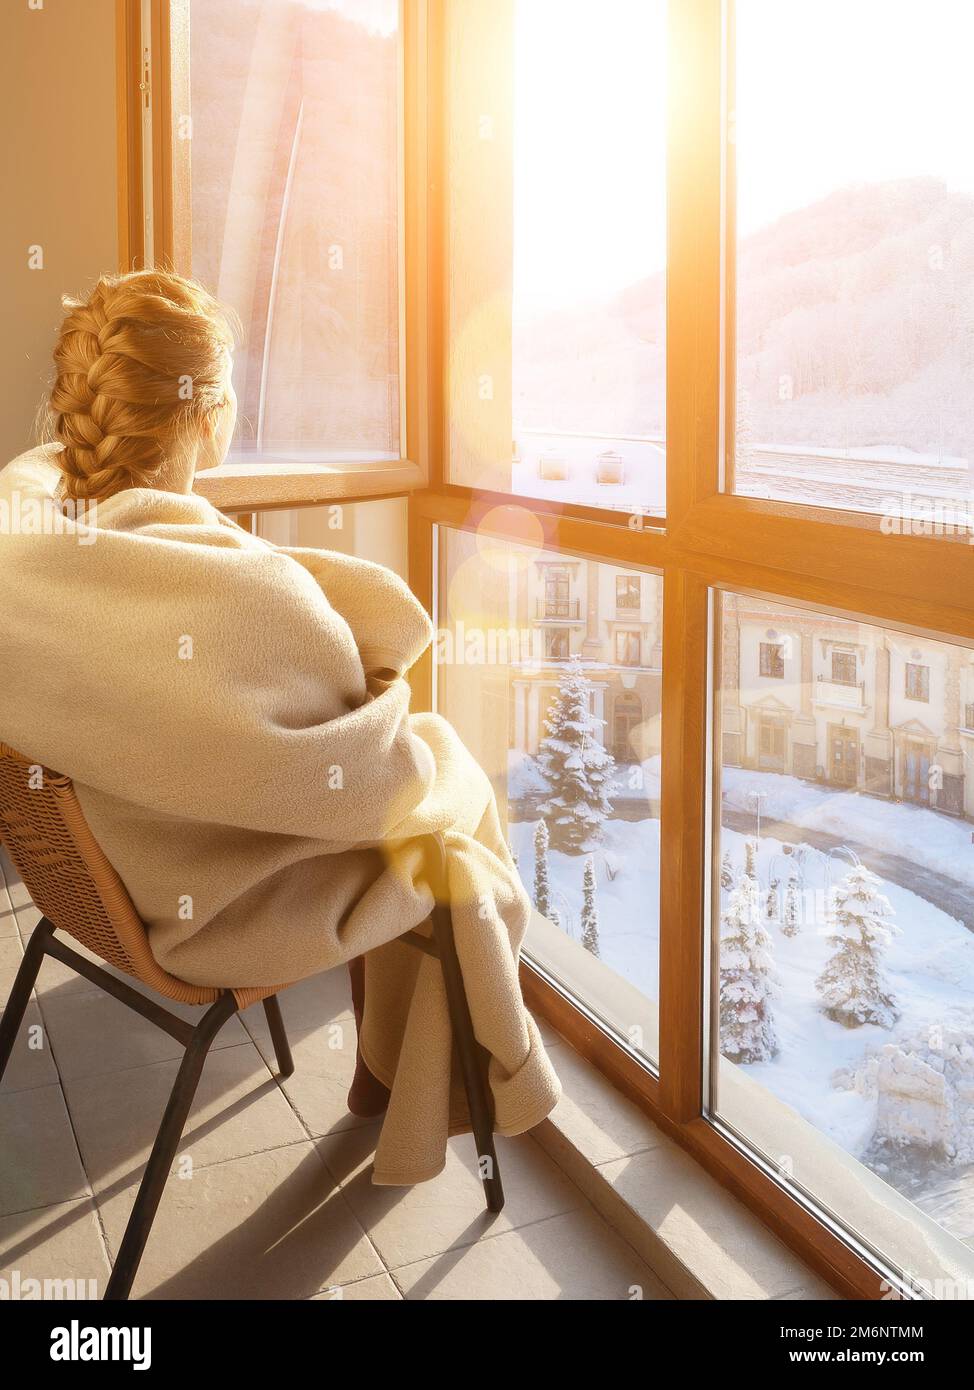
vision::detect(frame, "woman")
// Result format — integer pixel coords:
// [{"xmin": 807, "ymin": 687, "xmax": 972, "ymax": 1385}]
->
[{"xmin": 0, "ymin": 269, "xmax": 560, "ymax": 1184}]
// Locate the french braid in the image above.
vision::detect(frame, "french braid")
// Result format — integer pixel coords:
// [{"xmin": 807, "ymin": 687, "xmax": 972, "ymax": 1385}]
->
[{"xmin": 47, "ymin": 270, "xmax": 236, "ymax": 502}]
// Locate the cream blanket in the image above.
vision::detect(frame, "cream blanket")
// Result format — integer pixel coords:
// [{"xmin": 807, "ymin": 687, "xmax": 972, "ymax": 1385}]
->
[{"xmin": 0, "ymin": 447, "xmax": 560, "ymax": 1184}]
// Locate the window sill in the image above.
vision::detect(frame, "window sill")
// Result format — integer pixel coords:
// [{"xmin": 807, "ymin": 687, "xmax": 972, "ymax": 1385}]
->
[
  {"xmin": 193, "ymin": 459, "xmax": 424, "ymax": 513},
  {"xmin": 530, "ymin": 1027, "xmax": 840, "ymax": 1301}
]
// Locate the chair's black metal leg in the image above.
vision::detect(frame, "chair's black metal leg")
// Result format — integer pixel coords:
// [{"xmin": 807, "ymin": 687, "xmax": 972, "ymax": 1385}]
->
[
  {"xmin": 104, "ymin": 990, "xmax": 240, "ymax": 1301},
  {"xmin": 262, "ymin": 994, "xmax": 294, "ymax": 1078},
  {"xmin": 429, "ymin": 899, "xmax": 505, "ymax": 1214},
  {"xmin": 0, "ymin": 916, "xmax": 54, "ymax": 1084}
]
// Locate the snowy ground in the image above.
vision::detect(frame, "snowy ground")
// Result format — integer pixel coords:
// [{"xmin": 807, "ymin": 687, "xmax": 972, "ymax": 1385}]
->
[
  {"xmin": 510, "ymin": 814, "xmax": 660, "ymax": 1001},
  {"xmin": 511, "ymin": 757, "xmax": 974, "ymax": 1250},
  {"xmin": 724, "ymin": 766, "xmax": 974, "ymax": 892}
]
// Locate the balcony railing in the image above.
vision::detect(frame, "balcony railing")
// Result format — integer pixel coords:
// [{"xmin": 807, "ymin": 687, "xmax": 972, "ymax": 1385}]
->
[
  {"xmin": 536, "ymin": 597, "xmax": 581, "ymax": 620},
  {"xmin": 815, "ymin": 675, "xmax": 866, "ymax": 709}
]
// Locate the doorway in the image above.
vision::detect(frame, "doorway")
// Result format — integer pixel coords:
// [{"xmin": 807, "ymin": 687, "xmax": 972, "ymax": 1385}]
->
[{"xmin": 828, "ymin": 725, "xmax": 859, "ymax": 787}]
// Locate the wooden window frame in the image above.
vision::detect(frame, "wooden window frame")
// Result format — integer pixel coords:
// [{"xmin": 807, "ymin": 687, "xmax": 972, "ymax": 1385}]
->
[
  {"xmin": 408, "ymin": 0, "xmax": 974, "ymax": 1301},
  {"xmin": 131, "ymin": 0, "xmax": 974, "ymax": 1300},
  {"xmin": 118, "ymin": 0, "xmax": 430, "ymax": 512}
]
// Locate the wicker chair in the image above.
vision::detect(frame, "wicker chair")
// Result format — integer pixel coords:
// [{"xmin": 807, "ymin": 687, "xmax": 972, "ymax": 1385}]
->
[{"xmin": 0, "ymin": 743, "xmax": 503, "ymax": 1300}]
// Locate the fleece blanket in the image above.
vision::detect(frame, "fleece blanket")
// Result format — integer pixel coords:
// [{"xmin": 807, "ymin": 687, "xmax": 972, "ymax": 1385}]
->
[{"xmin": 0, "ymin": 446, "xmax": 560, "ymax": 1184}]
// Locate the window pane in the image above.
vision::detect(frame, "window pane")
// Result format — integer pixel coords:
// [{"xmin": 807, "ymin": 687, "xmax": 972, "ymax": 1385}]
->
[
  {"xmin": 437, "ymin": 526, "xmax": 662, "ymax": 1064},
  {"xmin": 188, "ymin": 0, "xmax": 400, "ymax": 463},
  {"xmin": 713, "ymin": 590, "xmax": 974, "ymax": 1292},
  {"xmin": 446, "ymin": 0, "xmax": 666, "ymax": 515},
  {"xmin": 730, "ymin": 0, "xmax": 974, "ymax": 531}
]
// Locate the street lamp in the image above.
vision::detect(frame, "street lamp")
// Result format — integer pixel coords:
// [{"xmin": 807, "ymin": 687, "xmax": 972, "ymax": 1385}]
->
[{"xmin": 746, "ymin": 789, "xmax": 768, "ymax": 840}]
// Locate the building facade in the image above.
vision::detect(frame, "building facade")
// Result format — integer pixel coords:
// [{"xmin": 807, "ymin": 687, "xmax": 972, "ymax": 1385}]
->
[
  {"xmin": 506, "ymin": 568, "xmax": 974, "ymax": 823},
  {"xmin": 721, "ymin": 594, "xmax": 974, "ymax": 819},
  {"xmin": 511, "ymin": 557, "xmax": 663, "ymax": 765}
]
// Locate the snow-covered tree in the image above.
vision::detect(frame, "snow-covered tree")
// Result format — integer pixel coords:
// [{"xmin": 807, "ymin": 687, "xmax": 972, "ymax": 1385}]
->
[
  {"xmin": 719, "ymin": 875, "xmax": 778, "ymax": 1064},
  {"xmin": 533, "ymin": 820, "xmax": 553, "ymax": 921},
  {"xmin": 581, "ymin": 856, "xmax": 599, "ymax": 958},
  {"xmin": 720, "ymin": 851, "xmax": 734, "ymax": 891},
  {"xmin": 536, "ymin": 658, "xmax": 615, "ymax": 853},
  {"xmin": 782, "ymin": 875, "xmax": 801, "ymax": 938},
  {"xmin": 765, "ymin": 876, "xmax": 780, "ymax": 923},
  {"xmin": 744, "ymin": 837, "xmax": 758, "ymax": 880},
  {"xmin": 816, "ymin": 865, "xmax": 900, "ymax": 1029}
]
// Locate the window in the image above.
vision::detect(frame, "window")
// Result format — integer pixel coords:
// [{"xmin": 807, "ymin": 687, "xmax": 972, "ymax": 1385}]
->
[
  {"xmin": 759, "ymin": 641, "xmax": 784, "ymax": 679},
  {"xmin": 543, "ymin": 568, "xmax": 573, "ymax": 618},
  {"xmin": 729, "ymin": 0, "xmax": 974, "ymax": 526},
  {"xmin": 186, "ymin": 0, "xmax": 401, "ymax": 465},
  {"xmin": 715, "ymin": 595, "xmax": 974, "ymax": 1285},
  {"xmin": 906, "ymin": 662, "xmax": 930, "ymax": 702},
  {"xmin": 435, "ymin": 529, "xmax": 663, "ymax": 1067},
  {"xmin": 138, "ymin": 0, "xmax": 974, "ymax": 1299},
  {"xmin": 615, "ymin": 631, "xmax": 641, "ymax": 668},
  {"xmin": 616, "ymin": 575, "xmax": 641, "ymax": 610},
  {"xmin": 545, "ymin": 630, "xmax": 570, "ymax": 662},
  {"xmin": 445, "ymin": 0, "xmax": 667, "ymax": 514},
  {"xmin": 831, "ymin": 650, "xmax": 857, "ymax": 686}
]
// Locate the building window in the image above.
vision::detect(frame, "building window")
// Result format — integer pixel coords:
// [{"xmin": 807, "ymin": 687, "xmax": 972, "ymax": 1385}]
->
[
  {"xmin": 616, "ymin": 575, "xmax": 641, "ymax": 610},
  {"xmin": 905, "ymin": 662, "xmax": 930, "ymax": 702},
  {"xmin": 965, "ymin": 702, "xmax": 974, "ymax": 732},
  {"xmin": 757, "ymin": 720, "xmax": 786, "ymax": 767},
  {"xmin": 612, "ymin": 691, "xmax": 643, "ymax": 761},
  {"xmin": 831, "ymin": 650, "xmax": 857, "ymax": 686},
  {"xmin": 545, "ymin": 630, "xmax": 570, "ymax": 661},
  {"xmin": 543, "ymin": 569, "xmax": 572, "ymax": 618},
  {"xmin": 759, "ymin": 642, "xmax": 784, "ymax": 679},
  {"xmin": 615, "ymin": 631, "xmax": 641, "ymax": 667}
]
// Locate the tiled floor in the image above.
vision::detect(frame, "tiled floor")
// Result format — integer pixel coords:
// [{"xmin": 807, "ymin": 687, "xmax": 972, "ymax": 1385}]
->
[{"xmin": 0, "ymin": 849, "xmax": 672, "ymax": 1301}]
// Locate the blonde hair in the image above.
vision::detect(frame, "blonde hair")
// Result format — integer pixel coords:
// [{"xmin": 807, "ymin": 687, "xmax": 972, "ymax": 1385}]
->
[{"xmin": 46, "ymin": 269, "xmax": 236, "ymax": 502}]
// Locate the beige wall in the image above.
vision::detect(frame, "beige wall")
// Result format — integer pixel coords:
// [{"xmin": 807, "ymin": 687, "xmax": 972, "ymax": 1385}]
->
[{"xmin": 1, "ymin": 0, "xmax": 118, "ymax": 463}]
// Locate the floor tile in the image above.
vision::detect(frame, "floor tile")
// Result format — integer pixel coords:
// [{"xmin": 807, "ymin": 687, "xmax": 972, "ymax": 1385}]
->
[
  {"xmin": 65, "ymin": 1042, "xmax": 308, "ymax": 1194},
  {"xmin": 311, "ymin": 1271, "xmax": 402, "ymax": 1301},
  {"xmin": 0, "ymin": 935, "xmax": 27, "ymax": 998},
  {"xmin": 0, "ymin": 870, "xmax": 17, "ymax": 941},
  {"xmin": 0, "ymin": 1000, "xmax": 59, "ymax": 1094},
  {"xmin": 97, "ymin": 1142, "xmax": 383, "ymax": 1300},
  {"xmin": 0, "ymin": 1197, "xmax": 111, "ymax": 1297},
  {"xmin": 251, "ymin": 1022, "xmax": 373, "ymax": 1139},
  {"xmin": 0, "ymin": 1084, "xmax": 89, "ymax": 1216},
  {"xmin": 392, "ymin": 1205, "xmax": 673, "ymax": 1301},
  {"xmin": 37, "ymin": 985, "xmax": 248, "ymax": 1082},
  {"xmin": 317, "ymin": 1124, "xmax": 584, "ymax": 1270},
  {"xmin": 240, "ymin": 968, "xmax": 354, "ymax": 1041}
]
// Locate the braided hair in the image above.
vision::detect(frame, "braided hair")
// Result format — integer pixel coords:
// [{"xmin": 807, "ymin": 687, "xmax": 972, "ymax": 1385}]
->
[{"xmin": 47, "ymin": 269, "xmax": 236, "ymax": 502}]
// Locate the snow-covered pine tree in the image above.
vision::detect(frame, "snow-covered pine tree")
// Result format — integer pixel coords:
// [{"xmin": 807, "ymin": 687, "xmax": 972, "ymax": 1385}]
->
[
  {"xmin": 536, "ymin": 658, "xmax": 616, "ymax": 853},
  {"xmin": 744, "ymin": 837, "xmax": 758, "ymax": 880},
  {"xmin": 720, "ymin": 851, "xmax": 734, "ymax": 891},
  {"xmin": 719, "ymin": 874, "xmax": 778, "ymax": 1064},
  {"xmin": 765, "ymin": 876, "xmax": 780, "ymax": 923},
  {"xmin": 533, "ymin": 819, "xmax": 553, "ymax": 921},
  {"xmin": 581, "ymin": 856, "xmax": 600, "ymax": 957},
  {"xmin": 816, "ymin": 864, "xmax": 900, "ymax": 1029},
  {"xmin": 782, "ymin": 875, "xmax": 801, "ymax": 938}
]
